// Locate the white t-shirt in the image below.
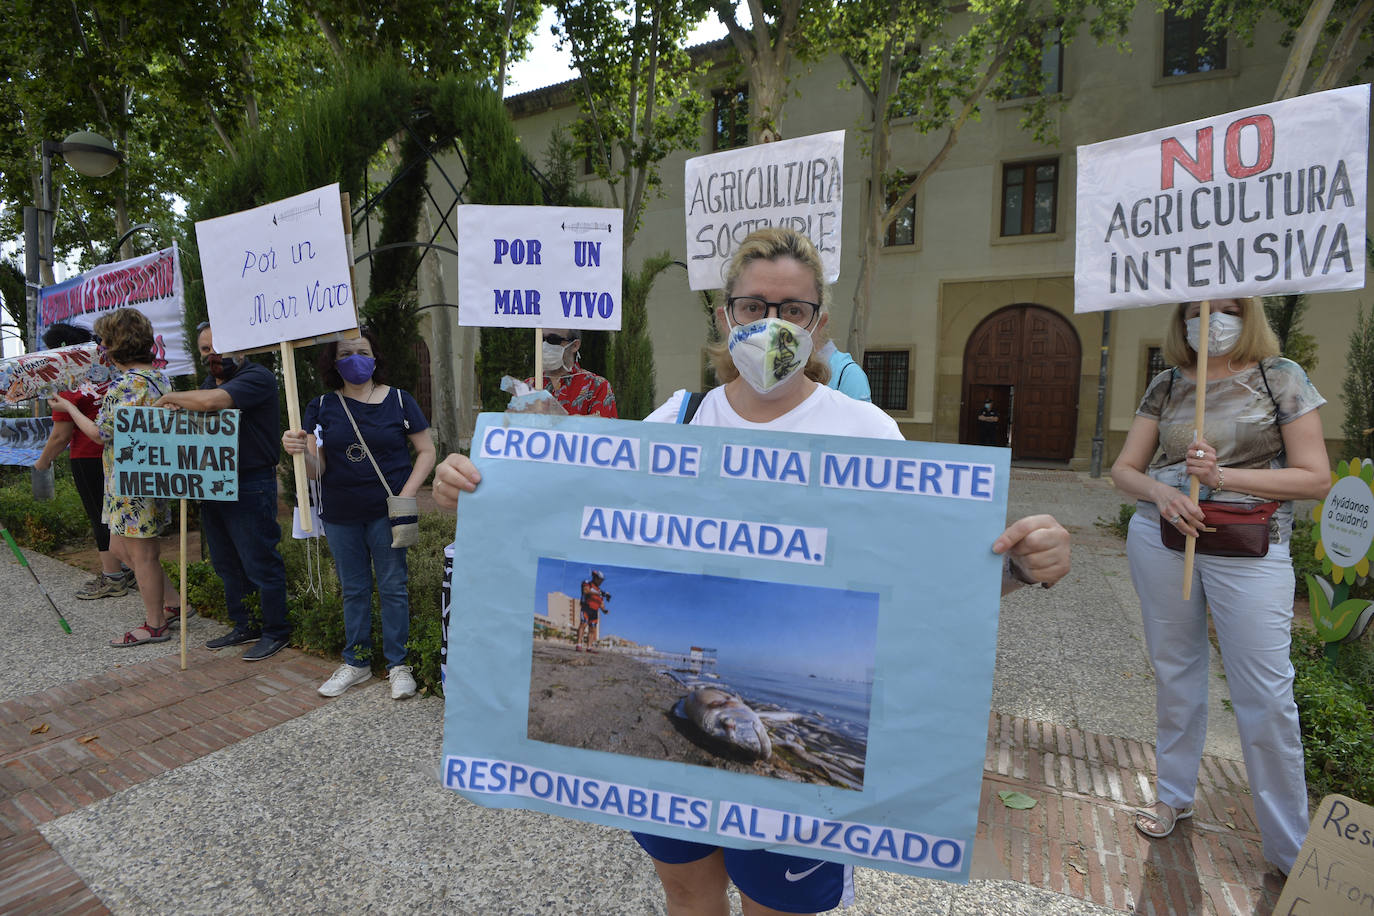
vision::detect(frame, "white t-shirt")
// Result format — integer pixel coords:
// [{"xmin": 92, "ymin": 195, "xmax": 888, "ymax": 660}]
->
[{"xmin": 646, "ymin": 384, "xmax": 902, "ymax": 440}]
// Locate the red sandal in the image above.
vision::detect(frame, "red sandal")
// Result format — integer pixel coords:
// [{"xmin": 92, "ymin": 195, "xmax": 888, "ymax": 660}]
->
[{"xmin": 110, "ymin": 622, "xmax": 172, "ymax": 647}]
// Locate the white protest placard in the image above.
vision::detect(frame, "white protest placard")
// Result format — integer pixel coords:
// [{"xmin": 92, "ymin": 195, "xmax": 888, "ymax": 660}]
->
[
  {"xmin": 456, "ymin": 205, "xmax": 623, "ymax": 330},
  {"xmin": 1074, "ymin": 84, "xmax": 1369, "ymax": 312},
  {"xmin": 684, "ymin": 130, "xmax": 845, "ymax": 291},
  {"xmin": 194, "ymin": 183, "xmax": 358, "ymax": 352}
]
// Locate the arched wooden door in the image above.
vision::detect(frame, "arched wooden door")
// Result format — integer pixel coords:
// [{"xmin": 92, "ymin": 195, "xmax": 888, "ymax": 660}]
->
[{"xmin": 961, "ymin": 305, "xmax": 1080, "ymax": 461}]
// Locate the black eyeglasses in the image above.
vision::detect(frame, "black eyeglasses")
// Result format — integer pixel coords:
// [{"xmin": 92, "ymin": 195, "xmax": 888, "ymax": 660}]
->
[
  {"xmin": 726, "ymin": 296, "xmax": 821, "ymax": 330},
  {"xmin": 543, "ymin": 333, "xmax": 577, "ymax": 346}
]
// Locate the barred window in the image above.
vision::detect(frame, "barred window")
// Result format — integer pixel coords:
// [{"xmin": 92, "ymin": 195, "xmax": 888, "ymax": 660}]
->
[{"xmin": 863, "ymin": 350, "xmax": 910, "ymax": 412}]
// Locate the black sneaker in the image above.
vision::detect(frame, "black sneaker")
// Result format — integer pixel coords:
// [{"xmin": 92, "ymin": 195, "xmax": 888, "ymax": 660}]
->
[
  {"xmin": 205, "ymin": 627, "xmax": 261, "ymax": 649},
  {"xmin": 242, "ymin": 637, "xmax": 288, "ymax": 662}
]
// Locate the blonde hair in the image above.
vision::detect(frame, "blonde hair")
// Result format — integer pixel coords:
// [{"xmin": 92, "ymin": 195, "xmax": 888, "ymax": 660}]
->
[
  {"xmin": 1163, "ymin": 297, "xmax": 1280, "ymax": 369},
  {"xmin": 707, "ymin": 228, "xmax": 832, "ymax": 385}
]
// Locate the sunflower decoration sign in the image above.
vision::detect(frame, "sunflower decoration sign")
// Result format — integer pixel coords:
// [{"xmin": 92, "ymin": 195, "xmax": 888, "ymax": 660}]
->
[{"xmin": 1306, "ymin": 458, "xmax": 1374, "ymax": 644}]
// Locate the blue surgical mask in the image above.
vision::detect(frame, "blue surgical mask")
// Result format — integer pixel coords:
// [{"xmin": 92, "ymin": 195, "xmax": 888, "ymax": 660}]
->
[{"xmin": 336, "ymin": 353, "xmax": 376, "ymax": 385}]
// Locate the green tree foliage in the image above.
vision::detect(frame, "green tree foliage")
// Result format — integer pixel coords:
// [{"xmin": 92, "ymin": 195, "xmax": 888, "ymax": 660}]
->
[
  {"xmin": 0, "ymin": 0, "xmax": 333, "ymax": 274},
  {"xmin": 814, "ymin": 0, "xmax": 1135, "ymax": 356},
  {"xmin": 612, "ymin": 254, "xmax": 671, "ymax": 418},
  {"xmin": 553, "ymin": 0, "xmax": 711, "ymax": 249},
  {"xmin": 1342, "ymin": 301, "xmax": 1374, "ymax": 460},
  {"xmin": 712, "ymin": 0, "xmax": 820, "ymax": 142},
  {"xmin": 301, "ymin": 0, "xmax": 541, "ymax": 76},
  {"xmin": 1264, "ymin": 294, "xmax": 1319, "ymax": 372}
]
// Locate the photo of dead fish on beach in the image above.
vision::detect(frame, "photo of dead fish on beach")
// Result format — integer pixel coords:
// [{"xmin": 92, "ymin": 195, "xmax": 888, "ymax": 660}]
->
[{"xmin": 526, "ymin": 558, "xmax": 879, "ymax": 790}]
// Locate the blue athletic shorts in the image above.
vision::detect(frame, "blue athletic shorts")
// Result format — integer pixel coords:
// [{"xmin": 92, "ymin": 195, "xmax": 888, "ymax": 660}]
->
[{"xmin": 631, "ymin": 832, "xmax": 853, "ymax": 913}]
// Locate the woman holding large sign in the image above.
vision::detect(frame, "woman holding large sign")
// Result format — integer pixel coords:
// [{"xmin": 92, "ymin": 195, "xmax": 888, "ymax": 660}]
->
[
  {"xmin": 1110, "ymin": 297, "xmax": 1330, "ymax": 875},
  {"xmin": 281, "ymin": 329, "xmax": 435, "ymax": 701},
  {"xmin": 436, "ymin": 228, "xmax": 1070, "ymax": 914},
  {"xmin": 50, "ymin": 309, "xmax": 180, "ymax": 647}
]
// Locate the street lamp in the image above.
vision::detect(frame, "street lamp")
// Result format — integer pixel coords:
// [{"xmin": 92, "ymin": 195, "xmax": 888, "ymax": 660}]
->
[{"xmin": 22, "ymin": 129, "xmax": 124, "ymax": 499}]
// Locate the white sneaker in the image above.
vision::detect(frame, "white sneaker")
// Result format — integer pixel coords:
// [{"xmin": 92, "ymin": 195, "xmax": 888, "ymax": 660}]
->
[
  {"xmin": 318, "ymin": 663, "xmax": 372, "ymax": 697},
  {"xmin": 389, "ymin": 665, "xmax": 417, "ymax": 700}
]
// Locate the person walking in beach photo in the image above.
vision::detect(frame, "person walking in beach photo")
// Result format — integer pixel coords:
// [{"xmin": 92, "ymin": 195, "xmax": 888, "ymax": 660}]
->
[
  {"xmin": 576, "ymin": 569, "xmax": 609, "ymax": 652},
  {"xmin": 434, "ymin": 227, "xmax": 1070, "ymax": 916}
]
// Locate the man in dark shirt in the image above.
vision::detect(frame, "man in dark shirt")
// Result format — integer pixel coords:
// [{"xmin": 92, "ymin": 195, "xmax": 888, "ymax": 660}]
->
[{"xmin": 155, "ymin": 323, "xmax": 290, "ymax": 661}]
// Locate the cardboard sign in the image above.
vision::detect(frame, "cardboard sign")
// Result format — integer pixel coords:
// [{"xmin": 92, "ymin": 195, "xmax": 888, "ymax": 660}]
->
[
  {"xmin": 112, "ymin": 407, "xmax": 239, "ymax": 501},
  {"xmin": 456, "ymin": 205, "xmax": 623, "ymax": 330},
  {"xmin": 37, "ymin": 247, "xmax": 190, "ymax": 376},
  {"xmin": 1276, "ymin": 794, "xmax": 1374, "ymax": 915},
  {"xmin": 194, "ymin": 184, "xmax": 358, "ymax": 353},
  {"xmin": 684, "ymin": 131, "xmax": 845, "ymax": 290},
  {"xmin": 442, "ymin": 413, "xmax": 1009, "ymax": 882},
  {"xmin": 1074, "ymin": 84, "xmax": 1369, "ymax": 312}
]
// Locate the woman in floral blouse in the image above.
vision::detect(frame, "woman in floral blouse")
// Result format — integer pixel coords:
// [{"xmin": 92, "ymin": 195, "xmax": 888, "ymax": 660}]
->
[{"xmin": 52, "ymin": 308, "xmax": 180, "ymax": 647}]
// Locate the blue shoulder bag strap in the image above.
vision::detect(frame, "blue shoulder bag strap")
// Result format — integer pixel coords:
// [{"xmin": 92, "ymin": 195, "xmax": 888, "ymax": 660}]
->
[{"xmin": 676, "ymin": 392, "xmax": 704, "ymax": 424}]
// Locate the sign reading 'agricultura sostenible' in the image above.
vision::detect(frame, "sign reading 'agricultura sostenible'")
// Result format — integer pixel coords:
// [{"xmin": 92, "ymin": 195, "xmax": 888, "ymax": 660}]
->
[
  {"xmin": 1074, "ymin": 84, "xmax": 1369, "ymax": 312},
  {"xmin": 112, "ymin": 407, "xmax": 239, "ymax": 501}
]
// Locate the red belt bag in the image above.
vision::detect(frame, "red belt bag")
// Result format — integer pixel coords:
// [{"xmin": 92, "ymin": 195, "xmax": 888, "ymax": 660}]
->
[{"xmin": 1160, "ymin": 500, "xmax": 1281, "ymax": 558}]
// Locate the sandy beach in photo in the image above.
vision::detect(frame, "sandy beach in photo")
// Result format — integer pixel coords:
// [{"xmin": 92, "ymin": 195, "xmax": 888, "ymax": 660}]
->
[{"xmin": 527, "ymin": 639, "xmax": 866, "ymax": 787}]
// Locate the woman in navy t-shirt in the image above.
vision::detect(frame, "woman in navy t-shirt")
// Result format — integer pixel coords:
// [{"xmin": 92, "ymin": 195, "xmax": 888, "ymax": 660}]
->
[{"xmin": 283, "ymin": 329, "xmax": 435, "ymax": 701}]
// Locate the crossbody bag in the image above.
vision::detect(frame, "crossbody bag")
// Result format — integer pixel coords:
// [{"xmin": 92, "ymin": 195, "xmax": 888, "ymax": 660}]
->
[
  {"xmin": 1156, "ymin": 362, "xmax": 1281, "ymax": 558},
  {"xmin": 335, "ymin": 390, "xmax": 419, "ymax": 549}
]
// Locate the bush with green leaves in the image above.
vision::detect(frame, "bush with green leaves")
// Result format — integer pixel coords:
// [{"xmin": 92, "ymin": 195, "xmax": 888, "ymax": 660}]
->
[
  {"xmin": 1096, "ymin": 503, "xmax": 1136, "ymax": 539},
  {"xmin": 0, "ymin": 471, "xmax": 93, "ymax": 554},
  {"xmin": 1291, "ymin": 628, "xmax": 1374, "ymax": 804},
  {"xmin": 163, "ymin": 511, "xmax": 453, "ymax": 697}
]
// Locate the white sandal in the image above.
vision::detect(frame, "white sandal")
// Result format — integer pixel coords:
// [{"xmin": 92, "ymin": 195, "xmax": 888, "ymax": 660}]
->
[{"xmin": 1134, "ymin": 801, "xmax": 1194, "ymax": 838}]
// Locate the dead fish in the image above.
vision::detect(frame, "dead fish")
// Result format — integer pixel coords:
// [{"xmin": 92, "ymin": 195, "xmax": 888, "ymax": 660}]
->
[{"xmin": 675, "ymin": 687, "xmax": 772, "ymax": 760}]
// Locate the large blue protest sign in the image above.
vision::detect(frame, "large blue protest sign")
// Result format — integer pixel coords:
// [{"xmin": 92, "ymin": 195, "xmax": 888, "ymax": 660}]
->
[
  {"xmin": 442, "ymin": 413, "xmax": 1009, "ymax": 881},
  {"xmin": 112, "ymin": 407, "xmax": 239, "ymax": 501}
]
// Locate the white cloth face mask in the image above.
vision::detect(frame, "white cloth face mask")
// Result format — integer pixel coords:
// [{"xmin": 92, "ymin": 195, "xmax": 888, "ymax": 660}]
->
[
  {"xmin": 727, "ymin": 317, "xmax": 814, "ymax": 395},
  {"xmin": 1185, "ymin": 313, "xmax": 1243, "ymax": 356},
  {"xmin": 541, "ymin": 341, "xmax": 571, "ymax": 372}
]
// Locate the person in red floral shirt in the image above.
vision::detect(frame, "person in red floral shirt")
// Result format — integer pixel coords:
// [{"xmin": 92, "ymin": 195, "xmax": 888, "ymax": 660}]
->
[{"xmin": 526, "ymin": 328, "xmax": 617, "ymax": 418}]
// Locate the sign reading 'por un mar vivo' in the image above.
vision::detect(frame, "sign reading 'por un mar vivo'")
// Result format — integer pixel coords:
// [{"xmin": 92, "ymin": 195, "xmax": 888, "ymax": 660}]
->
[{"xmin": 1074, "ymin": 84, "xmax": 1369, "ymax": 312}]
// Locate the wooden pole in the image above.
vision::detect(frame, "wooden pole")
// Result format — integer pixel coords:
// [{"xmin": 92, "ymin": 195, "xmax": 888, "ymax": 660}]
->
[
  {"xmin": 534, "ymin": 327, "xmax": 543, "ymax": 394},
  {"xmin": 1182, "ymin": 300, "xmax": 1210, "ymax": 600},
  {"xmin": 281, "ymin": 341, "xmax": 311, "ymax": 532},
  {"xmin": 178, "ymin": 498, "xmax": 187, "ymax": 670}
]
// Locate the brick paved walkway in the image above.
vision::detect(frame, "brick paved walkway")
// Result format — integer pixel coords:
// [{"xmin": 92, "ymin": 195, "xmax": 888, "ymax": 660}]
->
[
  {"xmin": 1, "ymin": 653, "xmax": 1281, "ymax": 914},
  {"xmin": 0, "ymin": 648, "xmax": 336, "ymax": 915},
  {"xmin": 982, "ymin": 712, "xmax": 1284, "ymax": 915}
]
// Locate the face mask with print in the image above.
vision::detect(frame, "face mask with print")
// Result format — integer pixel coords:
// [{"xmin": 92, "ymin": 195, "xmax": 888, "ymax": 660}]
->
[
  {"xmin": 1185, "ymin": 313, "xmax": 1243, "ymax": 356},
  {"xmin": 541, "ymin": 341, "xmax": 572, "ymax": 372},
  {"xmin": 336, "ymin": 353, "xmax": 376, "ymax": 385},
  {"xmin": 728, "ymin": 316, "xmax": 813, "ymax": 395}
]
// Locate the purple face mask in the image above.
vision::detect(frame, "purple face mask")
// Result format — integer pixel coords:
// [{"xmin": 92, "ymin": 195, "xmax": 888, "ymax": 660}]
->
[{"xmin": 336, "ymin": 353, "xmax": 376, "ymax": 385}]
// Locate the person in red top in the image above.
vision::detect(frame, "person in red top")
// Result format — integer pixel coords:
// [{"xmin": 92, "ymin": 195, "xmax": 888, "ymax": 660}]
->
[
  {"xmin": 576, "ymin": 569, "xmax": 609, "ymax": 652},
  {"xmin": 32, "ymin": 322, "xmax": 130, "ymax": 599},
  {"xmin": 526, "ymin": 328, "xmax": 617, "ymax": 418}
]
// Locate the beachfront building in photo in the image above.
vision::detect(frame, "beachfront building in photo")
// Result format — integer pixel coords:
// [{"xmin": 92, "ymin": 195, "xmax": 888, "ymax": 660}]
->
[
  {"xmin": 392, "ymin": 4, "xmax": 1370, "ymax": 466},
  {"xmin": 539, "ymin": 592, "xmax": 578, "ymax": 637}
]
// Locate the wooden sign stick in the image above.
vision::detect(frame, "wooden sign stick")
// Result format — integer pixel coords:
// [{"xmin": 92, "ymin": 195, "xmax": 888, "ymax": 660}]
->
[
  {"xmin": 534, "ymin": 327, "xmax": 543, "ymax": 394},
  {"xmin": 281, "ymin": 341, "xmax": 311, "ymax": 532},
  {"xmin": 1182, "ymin": 299, "xmax": 1210, "ymax": 600},
  {"xmin": 178, "ymin": 498, "xmax": 188, "ymax": 670}
]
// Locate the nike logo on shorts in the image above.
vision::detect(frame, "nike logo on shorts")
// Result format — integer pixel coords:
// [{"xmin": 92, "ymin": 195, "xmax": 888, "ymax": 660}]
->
[{"xmin": 784, "ymin": 861, "xmax": 825, "ymax": 882}]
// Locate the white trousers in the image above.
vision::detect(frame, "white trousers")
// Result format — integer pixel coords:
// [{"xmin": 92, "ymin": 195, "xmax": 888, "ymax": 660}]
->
[{"xmin": 1126, "ymin": 509, "xmax": 1308, "ymax": 872}]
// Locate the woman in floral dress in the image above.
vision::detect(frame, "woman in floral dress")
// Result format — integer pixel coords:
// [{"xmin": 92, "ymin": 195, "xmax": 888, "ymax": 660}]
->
[{"xmin": 52, "ymin": 308, "xmax": 180, "ymax": 646}]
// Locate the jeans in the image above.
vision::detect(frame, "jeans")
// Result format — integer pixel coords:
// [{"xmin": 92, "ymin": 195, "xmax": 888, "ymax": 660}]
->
[
  {"xmin": 199, "ymin": 470, "xmax": 290, "ymax": 640},
  {"xmin": 1126, "ymin": 507, "xmax": 1307, "ymax": 871},
  {"xmin": 323, "ymin": 516, "xmax": 410, "ymax": 669}
]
